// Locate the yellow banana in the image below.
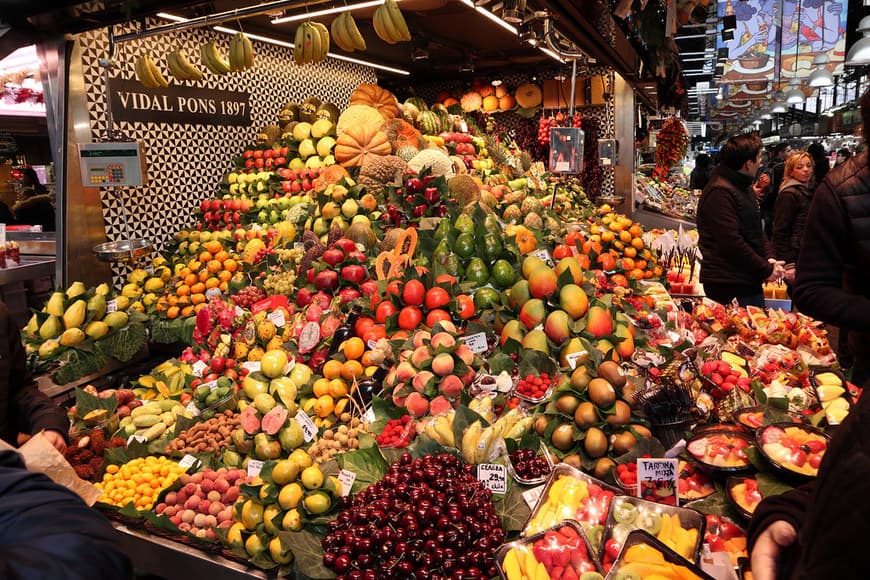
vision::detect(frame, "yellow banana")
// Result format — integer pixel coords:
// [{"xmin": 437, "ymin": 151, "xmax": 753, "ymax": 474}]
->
[
  {"xmin": 144, "ymin": 54, "xmax": 169, "ymax": 87},
  {"xmin": 173, "ymin": 48, "xmax": 203, "ymax": 80},
  {"xmin": 228, "ymin": 32, "xmax": 244, "ymax": 71},
  {"xmin": 311, "ymin": 21, "xmax": 329, "ymax": 60},
  {"xmin": 372, "ymin": 5, "xmax": 396, "ymax": 44},
  {"xmin": 240, "ymin": 32, "xmax": 254, "ymax": 69},
  {"xmin": 293, "ymin": 23, "xmax": 307, "ymax": 65},
  {"xmin": 461, "ymin": 420, "xmax": 482, "ymax": 462},
  {"xmin": 303, "ymin": 23, "xmax": 321, "ymax": 64},
  {"xmin": 433, "ymin": 414, "xmax": 455, "ymax": 447},
  {"xmin": 331, "ymin": 13, "xmax": 354, "ymax": 52},
  {"xmin": 200, "ymin": 41, "xmax": 230, "ymax": 74},
  {"xmin": 384, "ymin": 0, "xmax": 411, "ymax": 42},
  {"xmin": 344, "ymin": 12, "xmax": 367, "ymax": 50},
  {"xmin": 134, "ymin": 54, "xmax": 157, "ymax": 88}
]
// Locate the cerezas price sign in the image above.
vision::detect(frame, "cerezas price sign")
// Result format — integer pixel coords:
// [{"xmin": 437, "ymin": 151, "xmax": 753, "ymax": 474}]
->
[{"xmin": 476, "ymin": 463, "xmax": 507, "ymax": 494}]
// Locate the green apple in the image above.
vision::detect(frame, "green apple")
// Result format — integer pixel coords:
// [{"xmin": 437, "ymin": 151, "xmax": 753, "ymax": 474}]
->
[{"xmin": 298, "ymin": 138, "xmax": 317, "ymax": 159}]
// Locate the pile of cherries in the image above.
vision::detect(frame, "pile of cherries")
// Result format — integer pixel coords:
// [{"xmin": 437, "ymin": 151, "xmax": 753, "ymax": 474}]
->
[
  {"xmin": 508, "ymin": 448, "xmax": 551, "ymax": 481},
  {"xmin": 322, "ymin": 453, "xmax": 504, "ymax": 579}
]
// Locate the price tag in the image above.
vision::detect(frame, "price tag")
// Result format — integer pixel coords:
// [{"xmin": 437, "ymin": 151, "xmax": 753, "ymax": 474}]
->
[
  {"xmin": 298, "ymin": 321, "xmax": 321, "ymax": 353},
  {"xmin": 247, "ymin": 459, "xmax": 264, "ymax": 477},
  {"xmin": 186, "ymin": 401, "xmax": 200, "ymax": 417},
  {"xmin": 243, "ymin": 361, "xmax": 261, "ymax": 373},
  {"xmin": 268, "ymin": 309, "xmax": 286, "ymax": 328},
  {"xmin": 106, "ymin": 299, "xmax": 118, "ymax": 313},
  {"xmin": 284, "ymin": 358, "xmax": 296, "ymax": 374},
  {"xmin": 235, "ymin": 305, "xmax": 245, "ymax": 317},
  {"xmin": 367, "ymin": 340, "xmax": 378, "ymax": 350},
  {"xmin": 637, "ymin": 457, "xmax": 679, "ymax": 505},
  {"xmin": 532, "ymin": 248, "xmax": 554, "ymax": 267},
  {"xmin": 192, "ymin": 360, "xmax": 208, "ymax": 378},
  {"xmin": 178, "ymin": 454, "xmax": 197, "ymax": 469},
  {"xmin": 476, "ymin": 464, "xmax": 507, "ymax": 494},
  {"xmin": 522, "ymin": 485, "xmax": 546, "ymax": 509},
  {"xmin": 252, "ymin": 297, "xmax": 273, "ymax": 314},
  {"xmin": 337, "ymin": 469, "xmax": 356, "ymax": 497},
  {"xmin": 295, "ymin": 410, "xmax": 317, "ymax": 442},
  {"xmin": 205, "ymin": 287, "xmax": 222, "ymax": 299},
  {"xmin": 461, "ymin": 332, "xmax": 489, "ymax": 354},
  {"xmin": 201, "ymin": 379, "xmax": 219, "ymax": 391},
  {"xmin": 363, "ymin": 408, "xmax": 376, "ymax": 424},
  {"xmin": 127, "ymin": 434, "xmax": 147, "ymax": 445},
  {"xmin": 565, "ymin": 351, "xmax": 588, "ymax": 370}
]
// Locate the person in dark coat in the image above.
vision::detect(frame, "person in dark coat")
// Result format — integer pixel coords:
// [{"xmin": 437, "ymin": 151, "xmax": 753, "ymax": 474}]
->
[
  {"xmin": 696, "ymin": 133, "xmax": 782, "ymax": 307},
  {"xmin": 760, "ymin": 143, "xmax": 790, "ymax": 236},
  {"xmin": 749, "ymin": 87, "xmax": 870, "ymax": 580},
  {"xmin": 0, "ymin": 450, "xmax": 133, "ymax": 579},
  {"xmin": 835, "ymin": 147, "xmax": 852, "ymax": 167},
  {"xmin": 806, "ymin": 142, "xmax": 829, "ymax": 189},
  {"xmin": 689, "ymin": 153, "xmax": 713, "ymax": 190},
  {"xmin": 772, "ymin": 151, "xmax": 814, "ymax": 279},
  {"xmin": 12, "ymin": 167, "xmax": 54, "ymax": 232},
  {"xmin": 0, "ymin": 301, "xmax": 68, "ymax": 453}
]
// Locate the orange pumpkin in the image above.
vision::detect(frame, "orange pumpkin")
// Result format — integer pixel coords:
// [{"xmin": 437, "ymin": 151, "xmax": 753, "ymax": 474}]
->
[
  {"xmin": 498, "ymin": 94, "xmax": 516, "ymax": 111},
  {"xmin": 349, "ymin": 84, "xmax": 399, "ymax": 121},
  {"xmin": 443, "ymin": 97, "xmax": 459, "ymax": 107},
  {"xmin": 334, "ymin": 126, "xmax": 391, "ymax": 167},
  {"xmin": 514, "ymin": 226, "xmax": 537, "ymax": 254}
]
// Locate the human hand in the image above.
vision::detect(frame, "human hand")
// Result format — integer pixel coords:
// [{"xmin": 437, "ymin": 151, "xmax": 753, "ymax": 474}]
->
[
  {"xmin": 783, "ymin": 267, "xmax": 795, "ymax": 284},
  {"xmin": 767, "ymin": 258, "xmax": 786, "ymax": 282},
  {"xmin": 42, "ymin": 430, "xmax": 67, "ymax": 454},
  {"xmin": 750, "ymin": 520, "xmax": 798, "ymax": 580}
]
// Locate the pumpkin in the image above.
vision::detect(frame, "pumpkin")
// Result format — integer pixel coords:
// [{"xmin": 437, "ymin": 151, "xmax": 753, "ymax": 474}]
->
[
  {"xmin": 515, "ymin": 83, "xmax": 543, "ymax": 108},
  {"xmin": 349, "ymin": 84, "xmax": 399, "ymax": 121},
  {"xmin": 334, "ymin": 125, "xmax": 391, "ymax": 167},
  {"xmin": 336, "ymin": 105, "xmax": 385, "ymax": 136},
  {"xmin": 498, "ymin": 94, "xmax": 516, "ymax": 111},
  {"xmin": 513, "ymin": 225, "xmax": 537, "ymax": 254},
  {"xmin": 482, "ymin": 95, "xmax": 499, "ymax": 112},
  {"xmin": 443, "ymin": 97, "xmax": 459, "ymax": 108},
  {"xmin": 460, "ymin": 91, "xmax": 483, "ymax": 112}
]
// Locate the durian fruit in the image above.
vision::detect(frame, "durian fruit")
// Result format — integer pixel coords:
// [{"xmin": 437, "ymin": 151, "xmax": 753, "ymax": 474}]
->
[{"xmin": 447, "ymin": 174, "xmax": 481, "ymax": 206}]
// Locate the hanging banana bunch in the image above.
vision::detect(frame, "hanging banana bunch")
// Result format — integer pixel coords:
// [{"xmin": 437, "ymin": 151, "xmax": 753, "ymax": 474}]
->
[
  {"xmin": 293, "ymin": 21, "xmax": 330, "ymax": 65},
  {"xmin": 330, "ymin": 11, "xmax": 366, "ymax": 52},
  {"xmin": 373, "ymin": 0, "xmax": 411, "ymax": 44},
  {"xmin": 134, "ymin": 53, "xmax": 169, "ymax": 88},
  {"xmin": 166, "ymin": 48, "xmax": 203, "ymax": 81},
  {"xmin": 200, "ymin": 41, "xmax": 231, "ymax": 74},
  {"xmin": 228, "ymin": 32, "xmax": 254, "ymax": 71}
]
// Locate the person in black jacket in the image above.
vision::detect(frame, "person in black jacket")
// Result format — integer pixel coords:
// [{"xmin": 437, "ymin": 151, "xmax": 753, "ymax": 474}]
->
[
  {"xmin": 0, "ymin": 450, "xmax": 132, "ymax": 579},
  {"xmin": 689, "ymin": 153, "xmax": 713, "ymax": 190},
  {"xmin": 772, "ymin": 151, "xmax": 814, "ymax": 279},
  {"xmin": 748, "ymin": 87, "xmax": 870, "ymax": 579},
  {"xmin": 0, "ymin": 301, "xmax": 68, "ymax": 453},
  {"xmin": 696, "ymin": 133, "xmax": 783, "ymax": 307},
  {"xmin": 760, "ymin": 143, "xmax": 790, "ymax": 236},
  {"xmin": 806, "ymin": 142, "xmax": 830, "ymax": 189},
  {"xmin": 12, "ymin": 167, "xmax": 54, "ymax": 232}
]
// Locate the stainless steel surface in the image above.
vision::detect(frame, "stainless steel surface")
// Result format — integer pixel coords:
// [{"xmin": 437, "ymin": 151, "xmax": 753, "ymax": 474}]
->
[
  {"xmin": 7, "ymin": 231, "xmax": 57, "ymax": 256},
  {"xmin": 93, "ymin": 238, "xmax": 153, "ymax": 262},
  {"xmin": 633, "ymin": 207, "xmax": 697, "ymax": 231},
  {"xmin": 613, "ymin": 72, "xmax": 635, "ymax": 214},
  {"xmin": 65, "ymin": 37, "xmax": 114, "ymax": 286},
  {"xmin": 0, "ymin": 257, "xmax": 56, "ymax": 286}
]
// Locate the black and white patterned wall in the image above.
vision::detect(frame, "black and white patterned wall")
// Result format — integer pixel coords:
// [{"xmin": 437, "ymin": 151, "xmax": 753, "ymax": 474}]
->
[{"xmin": 77, "ymin": 21, "xmax": 376, "ymax": 283}]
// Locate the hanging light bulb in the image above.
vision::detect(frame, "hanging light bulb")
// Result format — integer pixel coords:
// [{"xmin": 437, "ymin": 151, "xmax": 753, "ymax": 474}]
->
[
  {"xmin": 785, "ymin": 79, "xmax": 805, "ymax": 104},
  {"xmin": 845, "ymin": 15, "xmax": 870, "ymax": 66},
  {"xmin": 808, "ymin": 54, "xmax": 834, "ymax": 87},
  {"xmin": 771, "ymin": 90, "xmax": 787, "ymax": 113}
]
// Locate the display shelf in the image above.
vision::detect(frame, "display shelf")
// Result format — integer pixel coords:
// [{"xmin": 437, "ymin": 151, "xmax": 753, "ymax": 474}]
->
[
  {"xmin": 633, "ymin": 207, "xmax": 697, "ymax": 231},
  {"xmin": 36, "ymin": 346, "xmax": 149, "ymax": 403}
]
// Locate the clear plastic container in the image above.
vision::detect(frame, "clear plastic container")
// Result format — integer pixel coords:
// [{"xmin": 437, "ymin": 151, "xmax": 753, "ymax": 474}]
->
[
  {"xmin": 495, "ymin": 520, "xmax": 603, "ymax": 580},
  {"xmin": 606, "ymin": 529, "xmax": 714, "ymax": 579}
]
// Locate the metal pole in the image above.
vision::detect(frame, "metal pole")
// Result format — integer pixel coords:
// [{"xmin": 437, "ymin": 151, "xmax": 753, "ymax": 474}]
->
[
  {"xmin": 568, "ymin": 58, "xmax": 577, "ymax": 118},
  {"xmin": 103, "ymin": 27, "xmax": 115, "ymax": 139}
]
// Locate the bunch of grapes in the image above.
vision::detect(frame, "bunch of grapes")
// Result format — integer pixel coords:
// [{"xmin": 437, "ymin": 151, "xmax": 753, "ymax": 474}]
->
[
  {"xmin": 276, "ymin": 247, "xmax": 305, "ymax": 263},
  {"xmin": 263, "ymin": 270, "xmax": 297, "ymax": 295},
  {"xmin": 231, "ymin": 285, "xmax": 266, "ymax": 308}
]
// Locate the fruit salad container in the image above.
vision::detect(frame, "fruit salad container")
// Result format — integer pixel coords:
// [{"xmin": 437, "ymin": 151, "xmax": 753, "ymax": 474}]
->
[
  {"xmin": 496, "ymin": 520, "xmax": 604, "ymax": 580},
  {"xmin": 601, "ymin": 495, "xmax": 706, "ymax": 570},
  {"xmin": 195, "ymin": 389, "xmax": 238, "ymax": 419},
  {"xmin": 506, "ymin": 442, "xmax": 554, "ymax": 485},
  {"xmin": 70, "ymin": 413, "xmax": 121, "ymax": 443},
  {"xmin": 726, "ymin": 476, "xmax": 764, "ymax": 521},
  {"xmin": 677, "ymin": 460, "xmax": 716, "ymax": 502},
  {"xmin": 810, "ymin": 368, "xmax": 851, "ymax": 426},
  {"xmin": 605, "ymin": 529, "xmax": 714, "ymax": 580},
  {"xmin": 522, "ymin": 463, "xmax": 620, "ymax": 550},
  {"xmin": 756, "ymin": 422, "xmax": 830, "ymax": 480},
  {"xmin": 703, "ymin": 514, "xmax": 748, "ymax": 567},
  {"xmin": 685, "ymin": 427, "xmax": 754, "ymax": 474},
  {"xmin": 513, "ymin": 371, "xmax": 558, "ymax": 404},
  {"xmin": 733, "ymin": 406, "xmax": 765, "ymax": 431}
]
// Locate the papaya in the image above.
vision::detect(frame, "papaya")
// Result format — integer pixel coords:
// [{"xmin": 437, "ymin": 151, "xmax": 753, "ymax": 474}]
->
[
  {"xmin": 63, "ymin": 300, "xmax": 87, "ymax": 329},
  {"xmin": 59, "ymin": 327, "xmax": 86, "ymax": 347},
  {"xmin": 23, "ymin": 313, "xmax": 38, "ymax": 338},
  {"xmin": 83, "ymin": 409, "xmax": 109, "ymax": 426},
  {"xmin": 45, "ymin": 291, "xmax": 66, "ymax": 317},
  {"xmin": 103, "ymin": 311, "xmax": 129, "ymax": 329},
  {"xmin": 65, "ymin": 281, "xmax": 87, "ymax": 300},
  {"xmin": 85, "ymin": 320, "xmax": 109, "ymax": 340},
  {"xmin": 39, "ymin": 315, "xmax": 63, "ymax": 340},
  {"xmin": 95, "ymin": 283, "xmax": 110, "ymax": 296}
]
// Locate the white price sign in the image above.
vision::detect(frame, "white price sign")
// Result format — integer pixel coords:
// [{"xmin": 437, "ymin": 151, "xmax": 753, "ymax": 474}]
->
[
  {"xmin": 235, "ymin": 305, "xmax": 245, "ymax": 317},
  {"xmin": 127, "ymin": 434, "xmax": 147, "ymax": 445},
  {"xmin": 192, "ymin": 360, "xmax": 208, "ymax": 378},
  {"xmin": 268, "ymin": 309, "xmax": 286, "ymax": 328},
  {"xmin": 476, "ymin": 463, "xmax": 507, "ymax": 494},
  {"xmin": 201, "ymin": 379, "xmax": 219, "ymax": 391},
  {"xmin": 247, "ymin": 459, "xmax": 264, "ymax": 477},
  {"xmin": 284, "ymin": 358, "xmax": 296, "ymax": 374},
  {"xmin": 178, "ymin": 454, "xmax": 198, "ymax": 469},
  {"xmin": 242, "ymin": 361, "xmax": 261, "ymax": 373},
  {"xmin": 295, "ymin": 410, "xmax": 318, "ymax": 442},
  {"xmin": 461, "ymin": 332, "xmax": 489, "ymax": 354},
  {"xmin": 565, "ymin": 351, "xmax": 588, "ymax": 370},
  {"xmin": 533, "ymin": 249, "xmax": 554, "ymax": 266},
  {"xmin": 106, "ymin": 299, "xmax": 119, "ymax": 313},
  {"xmin": 363, "ymin": 408, "xmax": 376, "ymax": 424},
  {"xmin": 367, "ymin": 340, "xmax": 378, "ymax": 350},
  {"xmin": 185, "ymin": 402, "xmax": 200, "ymax": 417},
  {"xmin": 522, "ymin": 485, "xmax": 546, "ymax": 509},
  {"xmin": 337, "ymin": 469, "xmax": 356, "ymax": 497}
]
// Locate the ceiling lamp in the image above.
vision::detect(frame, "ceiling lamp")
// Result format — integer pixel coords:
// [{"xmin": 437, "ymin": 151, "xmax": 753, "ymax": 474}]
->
[
  {"xmin": 771, "ymin": 90, "xmax": 787, "ymax": 113},
  {"xmin": 845, "ymin": 15, "xmax": 870, "ymax": 66},
  {"xmin": 808, "ymin": 54, "xmax": 834, "ymax": 87},
  {"xmin": 501, "ymin": 0, "xmax": 527, "ymax": 23},
  {"xmin": 785, "ymin": 79, "xmax": 805, "ymax": 104}
]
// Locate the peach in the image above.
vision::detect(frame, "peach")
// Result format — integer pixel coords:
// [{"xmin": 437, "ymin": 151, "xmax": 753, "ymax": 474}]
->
[
  {"xmin": 405, "ymin": 392, "xmax": 430, "ymax": 417},
  {"xmin": 200, "ymin": 479, "xmax": 214, "ymax": 494},
  {"xmin": 179, "ymin": 473, "xmax": 192, "ymax": 485},
  {"xmin": 181, "ymin": 509, "xmax": 196, "ymax": 524},
  {"xmin": 194, "ymin": 513, "xmax": 209, "ymax": 528},
  {"xmin": 183, "ymin": 482, "xmax": 197, "ymax": 496},
  {"xmin": 170, "ymin": 515, "xmax": 181, "ymax": 526},
  {"xmin": 156, "ymin": 503, "xmax": 167, "ymax": 514},
  {"xmin": 431, "ymin": 332, "xmax": 456, "ymax": 350},
  {"xmin": 198, "ymin": 499, "xmax": 212, "ymax": 514},
  {"xmin": 206, "ymin": 529, "xmax": 218, "ymax": 540},
  {"xmin": 217, "ymin": 508, "xmax": 234, "ymax": 523},
  {"xmin": 218, "ymin": 519, "xmax": 233, "ymax": 529},
  {"xmin": 439, "ymin": 375, "xmax": 464, "ymax": 398},
  {"xmin": 165, "ymin": 491, "xmax": 177, "ymax": 505},
  {"xmin": 205, "ymin": 514, "xmax": 218, "ymax": 528},
  {"xmin": 176, "ymin": 490, "xmax": 189, "ymax": 505},
  {"xmin": 412, "ymin": 371, "xmax": 435, "ymax": 393},
  {"xmin": 431, "ymin": 353, "xmax": 455, "ymax": 376},
  {"xmin": 455, "ymin": 343, "xmax": 474, "ymax": 366},
  {"xmin": 429, "ymin": 395, "xmax": 454, "ymax": 416},
  {"xmin": 460, "ymin": 370, "xmax": 475, "ymax": 385},
  {"xmin": 410, "ymin": 345, "xmax": 432, "ymax": 369},
  {"xmin": 412, "ymin": 330, "xmax": 431, "ymax": 348},
  {"xmin": 223, "ymin": 487, "xmax": 240, "ymax": 504},
  {"xmin": 396, "ymin": 361, "xmax": 417, "ymax": 382},
  {"xmin": 436, "ymin": 320, "xmax": 457, "ymax": 334}
]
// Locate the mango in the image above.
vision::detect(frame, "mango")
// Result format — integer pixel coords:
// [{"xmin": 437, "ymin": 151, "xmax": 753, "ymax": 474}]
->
[
  {"xmin": 62, "ymin": 300, "xmax": 87, "ymax": 329},
  {"xmin": 39, "ymin": 315, "xmax": 63, "ymax": 340},
  {"xmin": 560, "ymin": 283, "xmax": 589, "ymax": 320},
  {"xmin": 85, "ymin": 320, "xmax": 109, "ymax": 340},
  {"xmin": 45, "ymin": 291, "xmax": 66, "ymax": 317},
  {"xmin": 519, "ymin": 298, "xmax": 546, "ymax": 330},
  {"xmin": 103, "ymin": 311, "xmax": 129, "ymax": 329},
  {"xmin": 59, "ymin": 327, "xmax": 86, "ymax": 347},
  {"xmin": 543, "ymin": 309, "xmax": 571, "ymax": 345},
  {"xmin": 585, "ymin": 305, "xmax": 614, "ymax": 338},
  {"xmin": 521, "ymin": 329, "xmax": 549, "ymax": 353}
]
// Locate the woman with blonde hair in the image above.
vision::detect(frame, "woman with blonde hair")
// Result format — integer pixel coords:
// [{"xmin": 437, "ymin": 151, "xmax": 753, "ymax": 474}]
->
[{"xmin": 772, "ymin": 151, "xmax": 814, "ymax": 282}]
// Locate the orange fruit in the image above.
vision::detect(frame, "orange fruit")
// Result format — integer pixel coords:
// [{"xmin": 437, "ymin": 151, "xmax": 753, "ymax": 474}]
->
[
  {"xmin": 191, "ymin": 293, "xmax": 206, "ymax": 305},
  {"xmin": 214, "ymin": 250, "xmax": 229, "ymax": 262},
  {"xmin": 184, "ymin": 273, "xmax": 198, "ymax": 287},
  {"xmin": 205, "ymin": 277, "xmax": 220, "ymax": 289},
  {"xmin": 205, "ymin": 240, "xmax": 222, "ymax": 254},
  {"xmin": 219, "ymin": 281, "xmax": 228, "ymax": 292},
  {"xmin": 176, "ymin": 284, "xmax": 191, "ymax": 297},
  {"xmin": 218, "ymin": 270, "xmax": 232, "ymax": 282},
  {"xmin": 360, "ymin": 351, "xmax": 375, "ymax": 368},
  {"xmin": 176, "ymin": 295, "xmax": 190, "ymax": 306},
  {"xmin": 635, "ymin": 259, "xmax": 647, "ymax": 270},
  {"xmin": 620, "ymin": 258, "xmax": 635, "ymax": 271},
  {"xmin": 601, "ymin": 231, "xmax": 615, "ymax": 244},
  {"xmin": 167, "ymin": 295, "xmax": 179, "ymax": 306},
  {"xmin": 322, "ymin": 360, "xmax": 343, "ymax": 380},
  {"xmin": 629, "ymin": 268, "xmax": 645, "ymax": 280},
  {"xmin": 629, "ymin": 224, "xmax": 643, "ymax": 237},
  {"xmin": 179, "ymin": 267, "xmax": 191, "ymax": 278},
  {"xmin": 341, "ymin": 360, "xmax": 364, "ymax": 381},
  {"xmin": 342, "ymin": 337, "xmax": 365, "ymax": 361},
  {"xmin": 190, "ymin": 282, "xmax": 206, "ymax": 295},
  {"xmin": 623, "ymin": 247, "xmax": 637, "ymax": 259},
  {"xmin": 619, "ymin": 230, "xmax": 632, "ymax": 244},
  {"xmin": 166, "ymin": 306, "xmax": 180, "ymax": 319},
  {"xmin": 312, "ymin": 378, "xmax": 331, "ymax": 398},
  {"xmin": 207, "ymin": 259, "xmax": 222, "ymax": 273},
  {"xmin": 199, "ymin": 251, "xmax": 213, "ymax": 263},
  {"xmin": 328, "ymin": 378, "xmax": 349, "ymax": 398},
  {"xmin": 223, "ymin": 258, "xmax": 238, "ymax": 272},
  {"xmin": 631, "ymin": 237, "xmax": 644, "ymax": 250},
  {"xmin": 198, "ymin": 270, "xmax": 210, "ymax": 283},
  {"xmin": 188, "ymin": 260, "xmax": 202, "ymax": 272},
  {"xmin": 181, "ymin": 305, "xmax": 195, "ymax": 317}
]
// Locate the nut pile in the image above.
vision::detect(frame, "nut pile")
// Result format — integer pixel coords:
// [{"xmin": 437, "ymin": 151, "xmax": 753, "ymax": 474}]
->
[{"xmin": 165, "ymin": 410, "xmax": 240, "ymax": 455}]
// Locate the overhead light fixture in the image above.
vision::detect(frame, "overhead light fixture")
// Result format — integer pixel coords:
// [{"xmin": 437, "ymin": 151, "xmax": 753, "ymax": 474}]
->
[
  {"xmin": 785, "ymin": 79, "xmax": 805, "ymax": 104},
  {"xmin": 807, "ymin": 54, "xmax": 834, "ymax": 87},
  {"xmin": 771, "ymin": 90, "xmax": 787, "ymax": 113},
  {"xmin": 157, "ymin": 13, "xmax": 409, "ymax": 75},
  {"xmin": 518, "ymin": 19, "xmax": 538, "ymax": 44},
  {"xmin": 271, "ymin": 0, "xmax": 385, "ymax": 24},
  {"xmin": 500, "ymin": 0, "xmax": 526, "ymax": 24},
  {"xmin": 459, "ymin": 0, "xmax": 563, "ymax": 62},
  {"xmin": 491, "ymin": 79, "xmax": 503, "ymax": 86},
  {"xmin": 845, "ymin": 15, "xmax": 870, "ymax": 66},
  {"xmin": 722, "ymin": 14, "xmax": 736, "ymax": 33}
]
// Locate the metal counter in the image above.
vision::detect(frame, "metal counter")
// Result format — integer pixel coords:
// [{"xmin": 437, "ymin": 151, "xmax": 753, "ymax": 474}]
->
[
  {"xmin": 633, "ymin": 207, "xmax": 697, "ymax": 232},
  {"xmin": 0, "ymin": 255, "xmax": 56, "ymax": 286}
]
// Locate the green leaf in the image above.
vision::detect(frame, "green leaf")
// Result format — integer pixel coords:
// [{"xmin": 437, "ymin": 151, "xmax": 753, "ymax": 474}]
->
[
  {"xmin": 518, "ymin": 349, "xmax": 557, "ymax": 377},
  {"xmin": 409, "ymin": 433, "xmax": 455, "ymax": 459},
  {"xmin": 496, "ymin": 478, "xmax": 533, "ymax": 532},
  {"xmin": 74, "ymin": 386, "xmax": 119, "ymax": 418},
  {"xmin": 762, "ymin": 405, "xmax": 792, "ymax": 425},
  {"xmin": 369, "ymin": 395, "xmax": 406, "ymax": 435},
  {"xmin": 53, "ymin": 348, "xmax": 107, "ymax": 385},
  {"xmin": 755, "ymin": 471, "xmax": 795, "ymax": 498},
  {"xmin": 685, "ymin": 485, "xmax": 742, "ymax": 522},
  {"xmin": 487, "ymin": 352, "xmax": 515, "ymax": 375},
  {"xmin": 336, "ymin": 445, "xmax": 388, "ymax": 495},
  {"xmin": 451, "ymin": 403, "xmax": 489, "ymax": 448},
  {"xmin": 283, "ymin": 530, "xmax": 336, "ymax": 579}
]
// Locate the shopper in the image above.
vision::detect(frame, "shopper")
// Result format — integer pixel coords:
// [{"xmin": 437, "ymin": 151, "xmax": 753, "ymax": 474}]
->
[
  {"xmin": 12, "ymin": 167, "xmax": 55, "ymax": 232},
  {"xmin": 696, "ymin": 133, "xmax": 783, "ymax": 307},
  {"xmin": 0, "ymin": 449, "xmax": 133, "ymax": 579},
  {"xmin": 806, "ymin": 142, "xmax": 829, "ymax": 189},
  {"xmin": 760, "ymin": 143, "xmax": 790, "ymax": 236},
  {"xmin": 0, "ymin": 301, "xmax": 68, "ymax": 453},
  {"xmin": 772, "ymin": 151, "xmax": 814, "ymax": 278},
  {"xmin": 689, "ymin": 153, "xmax": 713, "ymax": 190},
  {"xmin": 749, "ymin": 87, "xmax": 870, "ymax": 579},
  {"xmin": 835, "ymin": 147, "xmax": 852, "ymax": 167}
]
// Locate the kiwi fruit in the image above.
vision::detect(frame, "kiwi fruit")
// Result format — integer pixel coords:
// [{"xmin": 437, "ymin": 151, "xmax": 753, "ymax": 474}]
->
[
  {"xmin": 561, "ymin": 453, "xmax": 582, "ymax": 469},
  {"xmin": 533, "ymin": 415, "xmax": 549, "ymax": 436},
  {"xmin": 606, "ymin": 400, "xmax": 632, "ymax": 427},
  {"xmin": 597, "ymin": 360, "xmax": 626, "ymax": 389},
  {"xmin": 631, "ymin": 424, "xmax": 652, "ymax": 439},
  {"xmin": 574, "ymin": 402, "xmax": 599, "ymax": 429},
  {"xmin": 584, "ymin": 427, "xmax": 608, "ymax": 458},
  {"xmin": 555, "ymin": 393, "xmax": 581, "ymax": 415},
  {"xmin": 610, "ymin": 430, "xmax": 637, "ymax": 455},
  {"xmin": 551, "ymin": 423, "xmax": 576, "ymax": 451},
  {"xmin": 570, "ymin": 365, "xmax": 592, "ymax": 391},
  {"xmin": 588, "ymin": 378, "xmax": 616, "ymax": 408},
  {"xmin": 593, "ymin": 457, "xmax": 616, "ymax": 480}
]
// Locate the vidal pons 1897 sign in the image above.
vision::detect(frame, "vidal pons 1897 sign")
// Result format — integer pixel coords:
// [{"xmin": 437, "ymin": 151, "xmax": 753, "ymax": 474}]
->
[{"xmin": 108, "ymin": 78, "xmax": 251, "ymax": 126}]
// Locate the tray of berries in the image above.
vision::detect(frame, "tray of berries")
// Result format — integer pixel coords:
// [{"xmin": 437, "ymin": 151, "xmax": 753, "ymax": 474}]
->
[
  {"xmin": 514, "ymin": 372, "xmax": 557, "ymax": 404},
  {"xmin": 506, "ymin": 443, "xmax": 554, "ymax": 485}
]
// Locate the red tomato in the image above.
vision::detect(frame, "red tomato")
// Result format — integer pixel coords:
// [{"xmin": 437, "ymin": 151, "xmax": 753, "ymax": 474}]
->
[
  {"xmin": 354, "ymin": 316, "xmax": 375, "ymax": 339},
  {"xmin": 425, "ymin": 308, "xmax": 452, "ymax": 328},
  {"xmin": 455, "ymin": 294, "xmax": 475, "ymax": 320},
  {"xmin": 402, "ymin": 279, "xmax": 425, "ymax": 307},
  {"xmin": 397, "ymin": 305, "xmax": 423, "ymax": 330},
  {"xmin": 552, "ymin": 244, "xmax": 574, "ymax": 260},
  {"xmin": 386, "ymin": 279, "xmax": 403, "ymax": 298},
  {"xmin": 566, "ymin": 230, "xmax": 585, "ymax": 246},
  {"xmin": 424, "ymin": 287, "xmax": 450, "ymax": 310},
  {"xmin": 375, "ymin": 301, "xmax": 398, "ymax": 324}
]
